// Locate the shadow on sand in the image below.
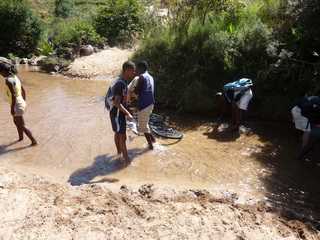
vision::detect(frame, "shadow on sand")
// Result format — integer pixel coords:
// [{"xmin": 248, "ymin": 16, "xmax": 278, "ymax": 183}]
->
[
  {"xmin": 0, "ymin": 141, "xmax": 33, "ymax": 156},
  {"xmin": 246, "ymin": 122, "xmax": 320, "ymax": 228},
  {"xmin": 68, "ymin": 148, "xmax": 149, "ymax": 186},
  {"xmin": 201, "ymin": 119, "xmax": 320, "ymax": 228}
]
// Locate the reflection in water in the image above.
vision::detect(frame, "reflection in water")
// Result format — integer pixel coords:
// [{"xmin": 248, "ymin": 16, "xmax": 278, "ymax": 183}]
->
[{"xmin": 0, "ymin": 66, "xmax": 319, "ymax": 223}]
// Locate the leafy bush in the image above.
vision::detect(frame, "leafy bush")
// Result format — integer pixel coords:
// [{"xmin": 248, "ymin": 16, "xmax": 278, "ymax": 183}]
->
[
  {"xmin": 135, "ymin": 0, "xmax": 320, "ymax": 120},
  {"xmin": 52, "ymin": 19, "xmax": 104, "ymax": 49},
  {"xmin": 0, "ymin": 0, "xmax": 42, "ymax": 57},
  {"xmin": 95, "ymin": 0, "xmax": 144, "ymax": 46},
  {"xmin": 37, "ymin": 34, "xmax": 54, "ymax": 56},
  {"xmin": 54, "ymin": 0, "xmax": 74, "ymax": 18},
  {"xmin": 134, "ymin": 1, "xmax": 273, "ymax": 114}
]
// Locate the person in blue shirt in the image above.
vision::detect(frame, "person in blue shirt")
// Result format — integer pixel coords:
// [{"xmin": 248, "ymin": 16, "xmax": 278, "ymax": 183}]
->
[{"xmin": 131, "ymin": 61, "xmax": 156, "ymax": 149}]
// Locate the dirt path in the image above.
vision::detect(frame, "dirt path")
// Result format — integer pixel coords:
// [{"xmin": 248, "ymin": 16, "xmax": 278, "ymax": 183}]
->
[
  {"xmin": 0, "ymin": 167, "xmax": 318, "ymax": 240},
  {"xmin": 65, "ymin": 47, "xmax": 133, "ymax": 79}
]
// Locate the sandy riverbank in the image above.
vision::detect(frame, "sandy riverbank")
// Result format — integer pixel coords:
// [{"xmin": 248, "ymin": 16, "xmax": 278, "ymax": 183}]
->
[
  {"xmin": 0, "ymin": 167, "xmax": 319, "ymax": 239},
  {"xmin": 65, "ymin": 47, "xmax": 134, "ymax": 80}
]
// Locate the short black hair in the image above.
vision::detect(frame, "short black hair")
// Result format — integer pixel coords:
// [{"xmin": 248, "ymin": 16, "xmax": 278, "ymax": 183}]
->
[
  {"xmin": 136, "ymin": 60, "xmax": 148, "ymax": 73},
  {"xmin": 122, "ymin": 61, "xmax": 135, "ymax": 72},
  {"xmin": 0, "ymin": 57, "xmax": 17, "ymax": 74}
]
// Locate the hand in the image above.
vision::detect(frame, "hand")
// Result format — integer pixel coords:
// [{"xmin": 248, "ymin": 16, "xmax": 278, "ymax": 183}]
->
[{"xmin": 127, "ymin": 113, "xmax": 134, "ymax": 121}]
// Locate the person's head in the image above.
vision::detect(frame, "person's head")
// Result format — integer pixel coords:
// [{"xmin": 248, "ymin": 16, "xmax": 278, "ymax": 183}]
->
[
  {"xmin": 136, "ymin": 60, "xmax": 148, "ymax": 75},
  {"xmin": 122, "ymin": 61, "xmax": 136, "ymax": 81},
  {"xmin": 0, "ymin": 57, "xmax": 16, "ymax": 77}
]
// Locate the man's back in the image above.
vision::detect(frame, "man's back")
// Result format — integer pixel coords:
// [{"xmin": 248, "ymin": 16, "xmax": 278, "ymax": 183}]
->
[{"xmin": 136, "ymin": 71, "xmax": 155, "ymax": 110}]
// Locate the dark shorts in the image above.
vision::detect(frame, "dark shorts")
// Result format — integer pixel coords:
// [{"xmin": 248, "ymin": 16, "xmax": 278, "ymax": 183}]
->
[{"xmin": 110, "ymin": 108, "xmax": 126, "ymax": 134}]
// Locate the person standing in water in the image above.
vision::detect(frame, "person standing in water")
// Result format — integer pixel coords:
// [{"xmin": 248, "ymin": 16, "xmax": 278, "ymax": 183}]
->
[
  {"xmin": 292, "ymin": 94, "xmax": 320, "ymax": 164},
  {"xmin": 221, "ymin": 78, "xmax": 253, "ymax": 132},
  {"xmin": 128, "ymin": 61, "xmax": 156, "ymax": 149},
  {"xmin": 105, "ymin": 61, "xmax": 134, "ymax": 164},
  {"xmin": 0, "ymin": 57, "xmax": 37, "ymax": 146}
]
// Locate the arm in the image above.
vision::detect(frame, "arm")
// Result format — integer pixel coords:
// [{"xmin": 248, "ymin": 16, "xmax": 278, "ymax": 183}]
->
[
  {"xmin": 21, "ymin": 86, "xmax": 26, "ymax": 101},
  {"xmin": 6, "ymin": 80, "xmax": 16, "ymax": 116},
  {"xmin": 113, "ymin": 95, "xmax": 133, "ymax": 119},
  {"xmin": 112, "ymin": 82, "xmax": 133, "ymax": 119}
]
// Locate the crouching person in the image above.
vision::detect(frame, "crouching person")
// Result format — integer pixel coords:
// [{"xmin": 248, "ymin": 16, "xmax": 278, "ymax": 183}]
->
[{"xmin": 219, "ymin": 78, "xmax": 253, "ymax": 132}]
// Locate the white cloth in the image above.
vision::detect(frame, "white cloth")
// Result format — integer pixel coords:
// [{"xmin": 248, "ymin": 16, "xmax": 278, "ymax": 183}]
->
[
  {"xmin": 235, "ymin": 89, "xmax": 253, "ymax": 110},
  {"xmin": 291, "ymin": 106, "xmax": 311, "ymax": 132},
  {"xmin": 128, "ymin": 76, "xmax": 139, "ymax": 92}
]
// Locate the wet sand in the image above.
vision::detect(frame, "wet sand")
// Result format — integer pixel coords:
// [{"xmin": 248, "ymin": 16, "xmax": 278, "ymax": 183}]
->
[{"xmin": 0, "ymin": 66, "xmax": 320, "ymax": 228}]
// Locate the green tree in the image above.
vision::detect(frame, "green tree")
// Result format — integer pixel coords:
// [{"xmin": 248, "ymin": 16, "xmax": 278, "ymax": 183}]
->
[
  {"xmin": 0, "ymin": 0, "xmax": 42, "ymax": 57},
  {"xmin": 52, "ymin": 19, "xmax": 104, "ymax": 48},
  {"xmin": 54, "ymin": 0, "xmax": 74, "ymax": 18},
  {"xmin": 95, "ymin": 0, "xmax": 144, "ymax": 46}
]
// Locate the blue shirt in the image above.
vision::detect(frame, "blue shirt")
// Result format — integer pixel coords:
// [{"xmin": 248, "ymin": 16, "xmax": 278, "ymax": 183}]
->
[{"xmin": 136, "ymin": 71, "xmax": 155, "ymax": 110}]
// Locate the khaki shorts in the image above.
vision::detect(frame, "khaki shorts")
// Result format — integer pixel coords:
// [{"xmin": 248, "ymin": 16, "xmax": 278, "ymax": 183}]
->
[{"xmin": 138, "ymin": 104, "xmax": 154, "ymax": 133}]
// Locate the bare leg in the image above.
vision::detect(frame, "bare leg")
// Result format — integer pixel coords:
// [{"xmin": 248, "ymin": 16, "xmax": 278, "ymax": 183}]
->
[
  {"xmin": 144, "ymin": 133, "xmax": 154, "ymax": 150},
  {"xmin": 14, "ymin": 116, "xmax": 37, "ymax": 145},
  {"xmin": 114, "ymin": 134, "xmax": 121, "ymax": 155},
  {"xmin": 13, "ymin": 117, "xmax": 24, "ymax": 141},
  {"xmin": 298, "ymin": 136, "xmax": 317, "ymax": 161},
  {"xmin": 230, "ymin": 104, "xmax": 240, "ymax": 131},
  {"xmin": 150, "ymin": 133, "xmax": 156, "ymax": 143},
  {"xmin": 231, "ymin": 103, "xmax": 236, "ymax": 127},
  {"xmin": 302, "ymin": 131, "xmax": 310, "ymax": 148},
  {"xmin": 119, "ymin": 133, "xmax": 129, "ymax": 163}
]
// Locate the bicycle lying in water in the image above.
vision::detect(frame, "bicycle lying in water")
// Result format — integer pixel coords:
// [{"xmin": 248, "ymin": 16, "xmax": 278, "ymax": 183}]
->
[{"xmin": 127, "ymin": 113, "xmax": 183, "ymax": 140}]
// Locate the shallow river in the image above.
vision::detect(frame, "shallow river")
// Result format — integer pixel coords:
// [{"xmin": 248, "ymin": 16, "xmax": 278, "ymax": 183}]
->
[{"xmin": 0, "ymin": 66, "xmax": 319, "ymax": 222}]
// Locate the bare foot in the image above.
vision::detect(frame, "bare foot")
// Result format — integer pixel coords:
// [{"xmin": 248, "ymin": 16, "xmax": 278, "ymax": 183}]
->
[
  {"xmin": 31, "ymin": 141, "xmax": 38, "ymax": 146},
  {"xmin": 119, "ymin": 156, "xmax": 130, "ymax": 166}
]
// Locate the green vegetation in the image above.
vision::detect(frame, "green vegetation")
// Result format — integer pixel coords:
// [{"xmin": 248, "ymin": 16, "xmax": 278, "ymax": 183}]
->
[
  {"xmin": 54, "ymin": 0, "xmax": 74, "ymax": 18},
  {"xmin": 51, "ymin": 19, "xmax": 104, "ymax": 49},
  {"xmin": 0, "ymin": 0, "xmax": 42, "ymax": 57},
  {"xmin": 94, "ymin": 0, "xmax": 144, "ymax": 46},
  {"xmin": 0, "ymin": 0, "xmax": 319, "ymax": 120},
  {"xmin": 134, "ymin": 0, "xmax": 320, "ymax": 119},
  {"xmin": 0, "ymin": 0, "xmax": 146, "ymax": 58}
]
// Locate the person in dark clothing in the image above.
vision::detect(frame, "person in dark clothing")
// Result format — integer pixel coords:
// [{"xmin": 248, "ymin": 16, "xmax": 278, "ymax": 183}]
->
[
  {"xmin": 295, "ymin": 95, "xmax": 320, "ymax": 165},
  {"xmin": 105, "ymin": 61, "xmax": 135, "ymax": 164}
]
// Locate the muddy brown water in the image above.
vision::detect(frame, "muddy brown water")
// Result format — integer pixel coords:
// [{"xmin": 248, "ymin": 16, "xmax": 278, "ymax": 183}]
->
[{"xmin": 0, "ymin": 66, "xmax": 319, "ymax": 223}]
